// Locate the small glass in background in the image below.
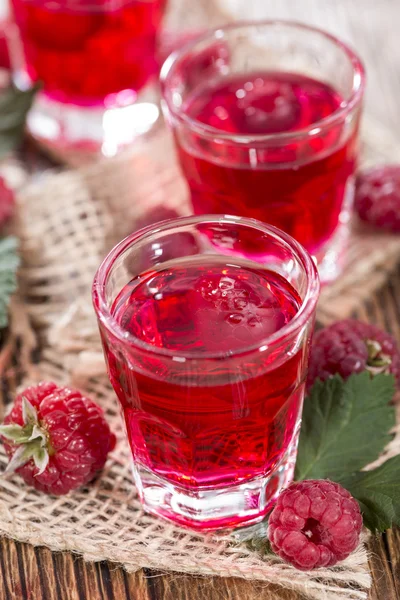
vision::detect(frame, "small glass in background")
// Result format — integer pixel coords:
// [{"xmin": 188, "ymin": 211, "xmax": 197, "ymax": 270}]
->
[
  {"xmin": 8, "ymin": 0, "xmax": 168, "ymax": 157},
  {"xmin": 161, "ymin": 21, "xmax": 365, "ymax": 282}
]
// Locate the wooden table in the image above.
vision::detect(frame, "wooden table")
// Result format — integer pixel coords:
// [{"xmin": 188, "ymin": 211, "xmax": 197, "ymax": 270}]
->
[{"xmin": 2, "ymin": 0, "xmax": 400, "ymax": 598}]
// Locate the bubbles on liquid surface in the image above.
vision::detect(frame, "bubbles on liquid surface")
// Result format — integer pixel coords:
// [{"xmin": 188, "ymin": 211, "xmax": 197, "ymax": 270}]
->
[{"xmin": 111, "ymin": 258, "xmax": 301, "ymax": 354}]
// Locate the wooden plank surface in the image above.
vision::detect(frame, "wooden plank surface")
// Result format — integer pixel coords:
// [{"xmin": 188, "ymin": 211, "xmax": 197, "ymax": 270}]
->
[{"xmin": 2, "ymin": 0, "xmax": 400, "ymax": 598}]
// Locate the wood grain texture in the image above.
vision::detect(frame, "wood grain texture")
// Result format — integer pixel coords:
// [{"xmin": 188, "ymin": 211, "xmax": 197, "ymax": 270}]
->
[
  {"xmin": 0, "ymin": 534, "xmax": 399, "ymax": 599},
  {"xmin": 2, "ymin": 0, "xmax": 400, "ymax": 598}
]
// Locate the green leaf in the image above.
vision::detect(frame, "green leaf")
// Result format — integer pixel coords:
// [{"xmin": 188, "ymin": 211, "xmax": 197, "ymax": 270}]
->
[
  {"xmin": 22, "ymin": 396, "xmax": 39, "ymax": 426},
  {"xmin": 32, "ymin": 442, "xmax": 49, "ymax": 475},
  {"xmin": 3, "ymin": 435, "xmax": 49, "ymax": 475},
  {"xmin": 0, "ymin": 236, "xmax": 20, "ymax": 328},
  {"xmin": 5, "ymin": 440, "xmax": 37, "ymax": 473},
  {"xmin": 339, "ymin": 456, "xmax": 400, "ymax": 533},
  {"xmin": 231, "ymin": 520, "xmax": 273, "ymax": 557},
  {"xmin": 295, "ymin": 373, "xmax": 396, "ymax": 481},
  {"xmin": 0, "ymin": 423, "xmax": 32, "ymax": 444},
  {"xmin": 0, "ymin": 83, "xmax": 39, "ymax": 158}
]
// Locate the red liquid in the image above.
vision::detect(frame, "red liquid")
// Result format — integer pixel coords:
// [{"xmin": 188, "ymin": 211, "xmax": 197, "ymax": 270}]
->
[
  {"xmin": 106, "ymin": 257, "xmax": 307, "ymax": 490},
  {"xmin": 11, "ymin": 0, "xmax": 166, "ymax": 105},
  {"xmin": 177, "ymin": 72, "xmax": 358, "ymax": 254}
]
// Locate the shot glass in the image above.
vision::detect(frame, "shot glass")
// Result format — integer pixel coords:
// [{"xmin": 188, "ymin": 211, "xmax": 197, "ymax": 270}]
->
[
  {"xmin": 161, "ymin": 21, "xmax": 365, "ymax": 283},
  {"xmin": 8, "ymin": 0, "xmax": 168, "ymax": 155},
  {"xmin": 93, "ymin": 215, "xmax": 319, "ymax": 530}
]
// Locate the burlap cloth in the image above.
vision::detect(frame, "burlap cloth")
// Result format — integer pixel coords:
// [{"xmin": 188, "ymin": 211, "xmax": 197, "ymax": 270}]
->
[
  {"xmin": 0, "ymin": 1, "xmax": 400, "ymax": 590},
  {"xmin": 0, "ymin": 117, "xmax": 397, "ymax": 600}
]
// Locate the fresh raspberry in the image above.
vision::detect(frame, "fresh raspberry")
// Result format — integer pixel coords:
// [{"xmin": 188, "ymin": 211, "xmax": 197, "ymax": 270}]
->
[
  {"xmin": 0, "ymin": 176, "xmax": 14, "ymax": 227},
  {"xmin": 307, "ymin": 319, "xmax": 400, "ymax": 389},
  {"xmin": 268, "ymin": 480, "xmax": 362, "ymax": 570},
  {"xmin": 355, "ymin": 165, "xmax": 400, "ymax": 233},
  {"xmin": 0, "ymin": 382, "xmax": 116, "ymax": 495}
]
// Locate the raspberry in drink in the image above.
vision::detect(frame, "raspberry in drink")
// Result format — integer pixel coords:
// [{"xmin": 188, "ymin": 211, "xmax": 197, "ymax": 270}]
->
[{"xmin": 177, "ymin": 71, "xmax": 356, "ymax": 257}]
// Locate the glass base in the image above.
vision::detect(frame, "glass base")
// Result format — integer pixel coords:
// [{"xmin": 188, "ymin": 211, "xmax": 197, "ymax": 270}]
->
[
  {"xmin": 132, "ymin": 431, "xmax": 300, "ymax": 531},
  {"xmin": 26, "ymin": 87, "xmax": 162, "ymax": 162}
]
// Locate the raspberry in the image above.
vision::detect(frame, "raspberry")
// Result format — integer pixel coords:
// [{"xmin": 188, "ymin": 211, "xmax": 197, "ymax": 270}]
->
[
  {"xmin": 0, "ymin": 382, "xmax": 116, "ymax": 495},
  {"xmin": 307, "ymin": 319, "xmax": 400, "ymax": 389},
  {"xmin": 0, "ymin": 176, "xmax": 14, "ymax": 227},
  {"xmin": 355, "ymin": 165, "xmax": 400, "ymax": 233},
  {"xmin": 268, "ymin": 480, "xmax": 362, "ymax": 570}
]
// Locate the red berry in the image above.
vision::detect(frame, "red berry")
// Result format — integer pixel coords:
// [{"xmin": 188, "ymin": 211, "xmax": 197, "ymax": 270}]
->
[
  {"xmin": 0, "ymin": 382, "xmax": 116, "ymax": 495},
  {"xmin": 307, "ymin": 319, "xmax": 400, "ymax": 389},
  {"xmin": 268, "ymin": 480, "xmax": 362, "ymax": 570},
  {"xmin": 0, "ymin": 176, "xmax": 14, "ymax": 227},
  {"xmin": 355, "ymin": 165, "xmax": 400, "ymax": 233}
]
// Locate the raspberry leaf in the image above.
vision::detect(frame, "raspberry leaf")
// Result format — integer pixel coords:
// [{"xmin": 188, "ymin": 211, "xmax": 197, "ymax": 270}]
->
[
  {"xmin": 1, "ymin": 433, "xmax": 49, "ymax": 475},
  {"xmin": 231, "ymin": 521, "xmax": 273, "ymax": 556},
  {"xmin": 4, "ymin": 440, "xmax": 42, "ymax": 473},
  {"xmin": 295, "ymin": 372, "xmax": 395, "ymax": 481},
  {"xmin": 22, "ymin": 396, "xmax": 38, "ymax": 425},
  {"xmin": 0, "ymin": 398, "xmax": 41, "ymax": 445},
  {"xmin": 5, "ymin": 443, "xmax": 32, "ymax": 472},
  {"xmin": 32, "ymin": 440, "xmax": 49, "ymax": 475},
  {"xmin": 339, "ymin": 456, "xmax": 400, "ymax": 532},
  {"xmin": 0, "ymin": 423, "xmax": 32, "ymax": 444},
  {"xmin": 0, "ymin": 395, "xmax": 49, "ymax": 475},
  {"xmin": 30, "ymin": 423, "xmax": 46, "ymax": 443},
  {"xmin": 0, "ymin": 83, "xmax": 40, "ymax": 158},
  {"xmin": 366, "ymin": 339, "xmax": 393, "ymax": 375},
  {"xmin": 0, "ymin": 236, "xmax": 20, "ymax": 328}
]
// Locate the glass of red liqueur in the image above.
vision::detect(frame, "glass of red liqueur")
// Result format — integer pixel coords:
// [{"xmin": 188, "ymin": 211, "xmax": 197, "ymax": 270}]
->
[
  {"xmin": 161, "ymin": 21, "xmax": 365, "ymax": 283},
  {"xmin": 8, "ymin": 0, "xmax": 167, "ymax": 155},
  {"xmin": 93, "ymin": 215, "xmax": 320, "ymax": 529}
]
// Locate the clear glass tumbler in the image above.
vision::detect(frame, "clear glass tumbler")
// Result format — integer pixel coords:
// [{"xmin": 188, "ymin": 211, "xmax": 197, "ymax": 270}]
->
[
  {"xmin": 161, "ymin": 21, "xmax": 365, "ymax": 283},
  {"xmin": 93, "ymin": 215, "xmax": 319, "ymax": 530},
  {"xmin": 8, "ymin": 0, "xmax": 168, "ymax": 155}
]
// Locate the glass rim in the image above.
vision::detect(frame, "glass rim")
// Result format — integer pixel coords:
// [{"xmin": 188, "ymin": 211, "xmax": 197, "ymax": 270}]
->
[
  {"xmin": 92, "ymin": 215, "xmax": 320, "ymax": 360},
  {"xmin": 160, "ymin": 19, "xmax": 366, "ymax": 144}
]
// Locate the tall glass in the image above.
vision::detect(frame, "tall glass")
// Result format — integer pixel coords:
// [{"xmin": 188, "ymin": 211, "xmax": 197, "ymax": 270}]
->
[
  {"xmin": 8, "ymin": 0, "xmax": 167, "ymax": 155},
  {"xmin": 161, "ymin": 21, "xmax": 365, "ymax": 283},
  {"xmin": 93, "ymin": 215, "xmax": 319, "ymax": 530}
]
